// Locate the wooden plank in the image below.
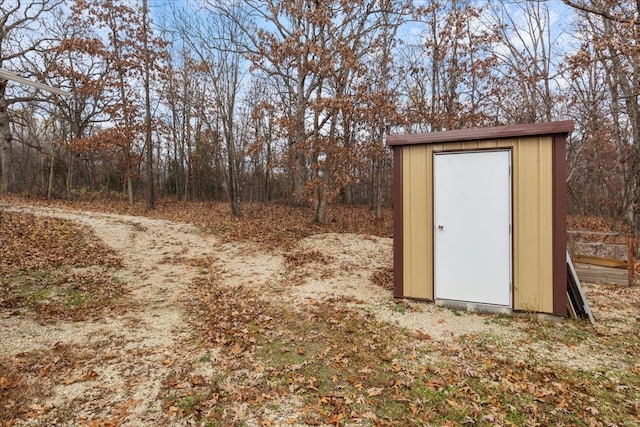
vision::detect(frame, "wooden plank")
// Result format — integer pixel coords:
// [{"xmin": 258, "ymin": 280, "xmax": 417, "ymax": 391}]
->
[
  {"xmin": 575, "ymin": 263, "xmax": 629, "ymax": 274},
  {"xmin": 573, "ymin": 242, "xmax": 629, "ymax": 248},
  {"xmin": 573, "ymin": 255, "xmax": 627, "ymax": 269},
  {"xmin": 576, "ymin": 271, "xmax": 628, "ymax": 281},
  {"xmin": 567, "ymin": 230, "xmax": 623, "ymax": 237},
  {"xmin": 574, "ymin": 263, "xmax": 629, "ymax": 286},
  {"xmin": 567, "ymin": 251, "xmax": 595, "ymax": 323},
  {"xmin": 575, "ymin": 272, "xmax": 628, "ymax": 284}
]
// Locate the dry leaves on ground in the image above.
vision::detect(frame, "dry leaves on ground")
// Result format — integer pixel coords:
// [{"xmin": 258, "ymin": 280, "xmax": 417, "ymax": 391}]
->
[{"xmin": 1, "ymin": 198, "xmax": 639, "ymax": 426}]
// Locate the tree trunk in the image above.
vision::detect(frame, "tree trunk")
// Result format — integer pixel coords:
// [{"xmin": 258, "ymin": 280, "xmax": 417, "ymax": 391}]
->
[
  {"xmin": 65, "ymin": 151, "xmax": 73, "ymax": 199},
  {"xmin": 292, "ymin": 66, "xmax": 309, "ymax": 206},
  {"xmin": 310, "ymin": 142, "xmax": 327, "ymax": 223},
  {"xmin": 0, "ymin": 84, "xmax": 13, "ymax": 193},
  {"xmin": 313, "ymin": 182, "xmax": 327, "ymax": 223},
  {"xmin": 375, "ymin": 158, "xmax": 383, "ymax": 219},
  {"xmin": 184, "ymin": 145, "xmax": 190, "ymax": 201},
  {"xmin": 264, "ymin": 117, "xmax": 272, "ymax": 203},
  {"xmin": 142, "ymin": 0, "xmax": 155, "ymax": 210},
  {"xmin": 226, "ymin": 129, "xmax": 241, "ymax": 217},
  {"xmin": 127, "ymin": 172, "xmax": 134, "ymax": 206},
  {"xmin": 47, "ymin": 147, "xmax": 55, "ymax": 200},
  {"xmin": 293, "ymin": 147, "xmax": 307, "ymax": 205}
]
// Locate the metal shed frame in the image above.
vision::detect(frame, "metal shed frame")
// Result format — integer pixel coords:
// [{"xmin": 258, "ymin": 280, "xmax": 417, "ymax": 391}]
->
[{"xmin": 387, "ymin": 121, "xmax": 574, "ymax": 316}]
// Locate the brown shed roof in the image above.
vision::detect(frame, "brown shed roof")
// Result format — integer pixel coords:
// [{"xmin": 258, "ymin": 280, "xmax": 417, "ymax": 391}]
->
[{"xmin": 387, "ymin": 120, "xmax": 574, "ymax": 146}]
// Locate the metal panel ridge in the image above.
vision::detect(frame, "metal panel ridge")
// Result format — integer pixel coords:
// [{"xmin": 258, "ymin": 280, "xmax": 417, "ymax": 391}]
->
[{"xmin": 387, "ymin": 121, "xmax": 574, "ymax": 146}]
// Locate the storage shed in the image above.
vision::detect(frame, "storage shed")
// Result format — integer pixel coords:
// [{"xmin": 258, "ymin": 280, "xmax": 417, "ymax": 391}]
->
[{"xmin": 387, "ymin": 121, "xmax": 574, "ymax": 316}]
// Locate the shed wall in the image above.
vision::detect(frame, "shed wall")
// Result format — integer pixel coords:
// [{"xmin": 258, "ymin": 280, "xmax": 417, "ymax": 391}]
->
[
  {"xmin": 402, "ymin": 145, "xmax": 432, "ymax": 299},
  {"xmin": 401, "ymin": 136, "xmax": 554, "ymax": 312}
]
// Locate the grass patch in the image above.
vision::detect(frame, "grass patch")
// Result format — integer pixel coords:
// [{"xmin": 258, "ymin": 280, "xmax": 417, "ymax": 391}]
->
[
  {"xmin": 1, "ymin": 268, "xmax": 130, "ymax": 322},
  {"xmin": 168, "ymin": 277, "xmax": 424, "ymax": 424},
  {"xmin": 0, "ymin": 211, "xmax": 128, "ymax": 322},
  {"xmin": 168, "ymin": 273, "xmax": 640, "ymax": 426}
]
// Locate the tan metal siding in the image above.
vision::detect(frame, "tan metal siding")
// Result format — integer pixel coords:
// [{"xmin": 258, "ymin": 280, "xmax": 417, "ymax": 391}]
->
[
  {"xmin": 401, "ymin": 137, "xmax": 554, "ymax": 313},
  {"xmin": 512, "ymin": 137, "xmax": 554, "ymax": 312},
  {"xmin": 402, "ymin": 145, "xmax": 432, "ymax": 299}
]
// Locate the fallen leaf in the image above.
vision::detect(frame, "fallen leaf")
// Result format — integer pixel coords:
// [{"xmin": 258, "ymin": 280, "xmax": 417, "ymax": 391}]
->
[
  {"xmin": 361, "ymin": 411, "xmax": 379, "ymax": 421},
  {"xmin": 366, "ymin": 387, "xmax": 383, "ymax": 396},
  {"xmin": 190, "ymin": 375, "xmax": 205, "ymax": 386}
]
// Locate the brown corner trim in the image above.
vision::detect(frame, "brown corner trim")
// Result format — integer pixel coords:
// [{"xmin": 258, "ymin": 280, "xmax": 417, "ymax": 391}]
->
[
  {"xmin": 393, "ymin": 147, "xmax": 404, "ymax": 298},
  {"xmin": 552, "ymin": 132, "xmax": 569, "ymax": 316}
]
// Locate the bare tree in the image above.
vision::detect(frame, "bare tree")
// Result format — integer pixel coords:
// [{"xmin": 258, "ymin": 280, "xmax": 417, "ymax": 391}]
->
[
  {"xmin": 206, "ymin": 0, "xmax": 411, "ymax": 221},
  {"xmin": 142, "ymin": 0, "xmax": 155, "ymax": 209},
  {"xmin": 402, "ymin": 1, "xmax": 501, "ymax": 132},
  {"xmin": 0, "ymin": 0, "xmax": 63, "ymax": 192},
  {"xmin": 365, "ymin": 0, "xmax": 407, "ymax": 218},
  {"xmin": 562, "ymin": 0, "xmax": 640, "ymax": 232},
  {"xmin": 161, "ymin": 52, "xmax": 198, "ymax": 201},
  {"xmin": 38, "ymin": 7, "xmax": 114, "ymax": 199},
  {"xmin": 169, "ymin": 1, "xmax": 250, "ymax": 217},
  {"xmin": 488, "ymin": 0, "xmax": 561, "ymax": 122}
]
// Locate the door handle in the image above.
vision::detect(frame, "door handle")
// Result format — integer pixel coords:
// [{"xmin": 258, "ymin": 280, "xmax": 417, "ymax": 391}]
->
[{"xmin": 438, "ymin": 224, "xmax": 444, "ymax": 230}]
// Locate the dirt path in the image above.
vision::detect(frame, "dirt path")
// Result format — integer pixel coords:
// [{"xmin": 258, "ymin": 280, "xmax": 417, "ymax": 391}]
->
[{"xmin": 1, "ymin": 205, "xmax": 222, "ymax": 424}]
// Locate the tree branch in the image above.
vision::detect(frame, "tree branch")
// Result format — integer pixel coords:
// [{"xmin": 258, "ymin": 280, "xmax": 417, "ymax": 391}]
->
[{"xmin": 561, "ymin": 0, "xmax": 640, "ymax": 25}]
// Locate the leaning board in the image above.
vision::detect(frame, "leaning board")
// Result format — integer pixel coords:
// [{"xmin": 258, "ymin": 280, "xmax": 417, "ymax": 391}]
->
[{"xmin": 567, "ymin": 251, "xmax": 596, "ymax": 324}]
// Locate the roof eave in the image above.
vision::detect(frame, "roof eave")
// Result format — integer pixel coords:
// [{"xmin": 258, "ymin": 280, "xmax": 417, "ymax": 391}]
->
[{"xmin": 387, "ymin": 120, "xmax": 574, "ymax": 147}]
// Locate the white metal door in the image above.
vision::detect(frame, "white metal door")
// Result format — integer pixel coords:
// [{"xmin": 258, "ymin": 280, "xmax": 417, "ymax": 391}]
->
[{"xmin": 434, "ymin": 150, "xmax": 511, "ymax": 306}]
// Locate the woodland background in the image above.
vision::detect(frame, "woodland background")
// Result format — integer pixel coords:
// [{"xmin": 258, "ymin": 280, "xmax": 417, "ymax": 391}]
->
[{"xmin": 0, "ymin": 0, "xmax": 638, "ymax": 227}]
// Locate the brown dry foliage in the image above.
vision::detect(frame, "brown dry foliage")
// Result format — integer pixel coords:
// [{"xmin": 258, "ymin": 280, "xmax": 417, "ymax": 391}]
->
[
  {"xmin": 370, "ymin": 266, "xmax": 394, "ymax": 291},
  {"xmin": 0, "ymin": 211, "xmax": 121, "ymax": 274},
  {"xmin": 567, "ymin": 214, "xmax": 631, "ymax": 234},
  {"xmin": 0, "ymin": 211, "xmax": 129, "ymax": 323},
  {"xmin": 0, "ymin": 211, "xmax": 132, "ymax": 425},
  {"xmin": 1, "ymin": 343, "xmax": 100, "ymax": 425},
  {"xmin": 1, "ymin": 195, "xmax": 393, "ymax": 249}
]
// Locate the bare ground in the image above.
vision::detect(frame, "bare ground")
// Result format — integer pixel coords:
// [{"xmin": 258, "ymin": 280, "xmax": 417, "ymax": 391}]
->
[{"xmin": 1, "ymin": 203, "xmax": 639, "ymax": 425}]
